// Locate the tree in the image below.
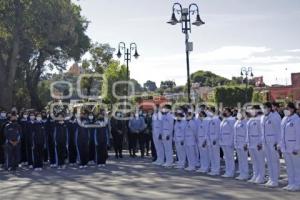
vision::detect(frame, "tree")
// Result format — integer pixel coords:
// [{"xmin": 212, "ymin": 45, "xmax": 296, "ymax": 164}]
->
[
  {"xmin": 0, "ymin": 0, "xmax": 90, "ymax": 110},
  {"xmin": 191, "ymin": 70, "xmax": 230, "ymax": 87},
  {"xmin": 143, "ymin": 80, "xmax": 157, "ymax": 92},
  {"xmin": 160, "ymin": 80, "xmax": 176, "ymax": 90},
  {"xmin": 214, "ymin": 86, "xmax": 253, "ymax": 107}
]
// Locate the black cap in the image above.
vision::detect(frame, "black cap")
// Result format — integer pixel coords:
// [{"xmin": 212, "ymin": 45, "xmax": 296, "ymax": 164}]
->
[{"xmin": 263, "ymin": 102, "xmax": 272, "ymax": 108}]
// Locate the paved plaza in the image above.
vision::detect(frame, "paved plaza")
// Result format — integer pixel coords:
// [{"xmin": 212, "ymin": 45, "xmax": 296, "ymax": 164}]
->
[{"xmin": 0, "ymin": 153, "xmax": 298, "ymax": 200}]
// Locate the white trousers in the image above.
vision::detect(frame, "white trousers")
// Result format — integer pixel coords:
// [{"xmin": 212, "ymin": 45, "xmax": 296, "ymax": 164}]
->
[
  {"xmin": 264, "ymin": 144, "xmax": 280, "ymax": 184},
  {"xmin": 153, "ymin": 136, "xmax": 164, "ymax": 164},
  {"xmin": 221, "ymin": 146, "xmax": 235, "ymax": 176},
  {"xmin": 198, "ymin": 144, "xmax": 209, "ymax": 171},
  {"xmin": 175, "ymin": 141, "xmax": 186, "ymax": 167},
  {"xmin": 209, "ymin": 145, "xmax": 220, "ymax": 174},
  {"xmin": 284, "ymin": 152, "xmax": 300, "ymax": 187},
  {"xmin": 249, "ymin": 148, "xmax": 265, "ymax": 182},
  {"xmin": 185, "ymin": 145, "xmax": 197, "ymax": 169},
  {"xmin": 162, "ymin": 138, "xmax": 173, "ymax": 165},
  {"xmin": 236, "ymin": 148, "xmax": 249, "ymax": 178}
]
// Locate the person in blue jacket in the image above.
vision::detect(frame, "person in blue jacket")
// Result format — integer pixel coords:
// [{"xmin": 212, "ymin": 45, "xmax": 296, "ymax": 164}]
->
[
  {"xmin": 76, "ymin": 111, "xmax": 89, "ymax": 169},
  {"xmin": 94, "ymin": 110, "xmax": 109, "ymax": 167},
  {"xmin": 46, "ymin": 113, "xmax": 56, "ymax": 167},
  {"xmin": 41, "ymin": 110, "xmax": 49, "ymax": 163},
  {"xmin": 4, "ymin": 112, "xmax": 22, "ymax": 171},
  {"xmin": 87, "ymin": 112, "xmax": 96, "ymax": 163},
  {"xmin": 32, "ymin": 112, "xmax": 46, "ymax": 171},
  {"xmin": 54, "ymin": 113, "xmax": 68, "ymax": 169}
]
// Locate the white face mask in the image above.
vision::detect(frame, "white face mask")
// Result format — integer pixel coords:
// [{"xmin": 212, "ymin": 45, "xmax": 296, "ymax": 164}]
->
[
  {"xmin": 88, "ymin": 116, "xmax": 94, "ymax": 120},
  {"xmin": 263, "ymin": 109, "xmax": 269, "ymax": 115},
  {"xmin": 23, "ymin": 115, "xmax": 28, "ymax": 119},
  {"xmin": 284, "ymin": 110, "xmax": 291, "ymax": 117},
  {"xmin": 135, "ymin": 113, "xmax": 139, "ymax": 118},
  {"xmin": 36, "ymin": 117, "xmax": 42, "ymax": 121},
  {"xmin": 30, "ymin": 116, "xmax": 35, "ymax": 120},
  {"xmin": 0, "ymin": 113, "xmax": 6, "ymax": 117},
  {"xmin": 237, "ymin": 113, "xmax": 243, "ymax": 120}
]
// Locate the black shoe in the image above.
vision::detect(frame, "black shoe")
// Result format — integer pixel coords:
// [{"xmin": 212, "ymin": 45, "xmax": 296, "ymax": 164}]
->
[{"xmin": 119, "ymin": 154, "xmax": 123, "ymax": 158}]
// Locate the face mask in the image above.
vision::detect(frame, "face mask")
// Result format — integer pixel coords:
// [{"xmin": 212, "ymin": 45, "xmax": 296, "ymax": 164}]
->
[
  {"xmin": 23, "ymin": 115, "xmax": 28, "ymax": 119},
  {"xmin": 30, "ymin": 116, "xmax": 35, "ymax": 120},
  {"xmin": 88, "ymin": 116, "xmax": 94, "ymax": 120},
  {"xmin": 135, "ymin": 114, "xmax": 139, "ymax": 118},
  {"xmin": 0, "ymin": 113, "xmax": 6, "ymax": 117},
  {"xmin": 116, "ymin": 113, "xmax": 121, "ymax": 117},
  {"xmin": 237, "ymin": 113, "xmax": 243, "ymax": 120},
  {"xmin": 284, "ymin": 110, "xmax": 291, "ymax": 117},
  {"xmin": 36, "ymin": 117, "xmax": 42, "ymax": 121}
]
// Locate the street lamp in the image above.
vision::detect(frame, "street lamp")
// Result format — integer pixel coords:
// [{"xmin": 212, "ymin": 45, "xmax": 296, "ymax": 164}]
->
[
  {"xmin": 241, "ymin": 67, "xmax": 254, "ymax": 102},
  {"xmin": 167, "ymin": 3, "xmax": 205, "ymax": 103},
  {"xmin": 116, "ymin": 42, "xmax": 140, "ymax": 81}
]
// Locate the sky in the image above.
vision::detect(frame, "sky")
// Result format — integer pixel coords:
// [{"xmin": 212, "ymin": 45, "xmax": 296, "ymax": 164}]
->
[{"xmin": 73, "ymin": 0, "xmax": 300, "ymax": 86}]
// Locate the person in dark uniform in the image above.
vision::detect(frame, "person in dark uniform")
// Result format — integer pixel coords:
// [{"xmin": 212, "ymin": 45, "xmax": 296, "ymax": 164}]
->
[
  {"xmin": 32, "ymin": 113, "xmax": 46, "ymax": 171},
  {"xmin": 54, "ymin": 113, "xmax": 68, "ymax": 169},
  {"xmin": 144, "ymin": 112, "xmax": 153, "ymax": 157},
  {"xmin": 111, "ymin": 112, "xmax": 125, "ymax": 158},
  {"xmin": 26, "ymin": 112, "xmax": 36, "ymax": 168},
  {"xmin": 4, "ymin": 112, "xmax": 22, "ymax": 171},
  {"xmin": 0, "ymin": 110, "xmax": 8, "ymax": 168},
  {"xmin": 87, "ymin": 112, "xmax": 96, "ymax": 163},
  {"xmin": 41, "ymin": 111, "xmax": 49, "ymax": 163},
  {"xmin": 76, "ymin": 112, "xmax": 89, "ymax": 169},
  {"xmin": 94, "ymin": 110, "xmax": 109, "ymax": 167},
  {"xmin": 67, "ymin": 113, "xmax": 78, "ymax": 166},
  {"xmin": 19, "ymin": 111, "xmax": 29, "ymax": 165},
  {"xmin": 46, "ymin": 113, "xmax": 56, "ymax": 167}
]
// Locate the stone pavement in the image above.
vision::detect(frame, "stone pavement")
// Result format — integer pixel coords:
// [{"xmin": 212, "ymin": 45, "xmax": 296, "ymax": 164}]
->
[{"xmin": 0, "ymin": 154, "xmax": 299, "ymax": 200}]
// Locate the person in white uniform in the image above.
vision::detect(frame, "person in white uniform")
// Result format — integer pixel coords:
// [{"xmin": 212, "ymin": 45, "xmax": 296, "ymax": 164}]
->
[
  {"xmin": 161, "ymin": 104, "xmax": 174, "ymax": 168},
  {"xmin": 195, "ymin": 111, "xmax": 210, "ymax": 173},
  {"xmin": 207, "ymin": 107, "xmax": 221, "ymax": 176},
  {"xmin": 173, "ymin": 109, "xmax": 187, "ymax": 169},
  {"xmin": 184, "ymin": 109, "xmax": 198, "ymax": 171},
  {"xmin": 220, "ymin": 107, "xmax": 236, "ymax": 178},
  {"xmin": 261, "ymin": 102, "xmax": 281, "ymax": 187},
  {"xmin": 234, "ymin": 111, "xmax": 249, "ymax": 180},
  {"xmin": 152, "ymin": 105, "xmax": 164, "ymax": 165},
  {"xmin": 279, "ymin": 102, "xmax": 300, "ymax": 191},
  {"xmin": 247, "ymin": 105, "xmax": 265, "ymax": 184}
]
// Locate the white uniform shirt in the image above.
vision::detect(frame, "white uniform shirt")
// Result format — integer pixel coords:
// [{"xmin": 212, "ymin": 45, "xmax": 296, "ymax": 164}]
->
[
  {"xmin": 152, "ymin": 112, "xmax": 162, "ymax": 139},
  {"xmin": 161, "ymin": 112, "xmax": 174, "ymax": 139},
  {"xmin": 207, "ymin": 116, "xmax": 221, "ymax": 146},
  {"xmin": 246, "ymin": 116, "xmax": 262, "ymax": 149},
  {"xmin": 184, "ymin": 119, "xmax": 197, "ymax": 146},
  {"xmin": 220, "ymin": 116, "xmax": 236, "ymax": 146},
  {"xmin": 174, "ymin": 119, "xmax": 187, "ymax": 143},
  {"xmin": 196, "ymin": 117, "xmax": 209, "ymax": 146},
  {"xmin": 280, "ymin": 114, "xmax": 300, "ymax": 153},
  {"xmin": 234, "ymin": 119, "xmax": 248, "ymax": 149},
  {"xmin": 261, "ymin": 112, "xmax": 281, "ymax": 145}
]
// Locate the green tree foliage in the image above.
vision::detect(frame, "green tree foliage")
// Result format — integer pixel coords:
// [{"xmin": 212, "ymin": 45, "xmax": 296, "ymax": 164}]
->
[
  {"xmin": 214, "ymin": 86, "xmax": 253, "ymax": 107},
  {"xmin": 0, "ymin": 0, "xmax": 90, "ymax": 110},
  {"xmin": 191, "ymin": 70, "xmax": 230, "ymax": 87},
  {"xmin": 143, "ymin": 80, "xmax": 157, "ymax": 92}
]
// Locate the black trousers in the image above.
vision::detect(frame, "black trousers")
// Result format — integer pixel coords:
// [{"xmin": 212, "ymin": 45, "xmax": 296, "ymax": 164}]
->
[
  {"xmin": 55, "ymin": 143, "xmax": 66, "ymax": 166},
  {"xmin": 20, "ymin": 136, "xmax": 27, "ymax": 163},
  {"xmin": 6, "ymin": 143, "xmax": 21, "ymax": 170},
  {"xmin": 48, "ymin": 136, "xmax": 56, "ymax": 165},
  {"xmin": 128, "ymin": 132, "xmax": 137, "ymax": 156},
  {"xmin": 26, "ymin": 134, "xmax": 33, "ymax": 166},
  {"xmin": 144, "ymin": 133, "xmax": 151, "ymax": 155},
  {"xmin": 112, "ymin": 132, "xmax": 123, "ymax": 156},
  {"xmin": 0, "ymin": 144, "xmax": 4, "ymax": 165},
  {"xmin": 137, "ymin": 133, "xmax": 146, "ymax": 157},
  {"xmin": 95, "ymin": 144, "xmax": 108, "ymax": 164},
  {"xmin": 68, "ymin": 142, "xmax": 77, "ymax": 164},
  {"xmin": 151, "ymin": 136, "xmax": 157, "ymax": 159},
  {"xmin": 33, "ymin": 144, "xmax": 44, "ymax": 168},
  {"xmin": 89, "ymin": 136, "xmax": 95, "ymax": 162},
  {"xmin": 77, "ymin": 141, "xmax": 89, "ymax": 166}
]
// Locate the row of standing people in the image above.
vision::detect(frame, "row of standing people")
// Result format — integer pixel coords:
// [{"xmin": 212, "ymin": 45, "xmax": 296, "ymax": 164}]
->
[
  {"xmin": 0, "ymin": 110, "xmax": 109, "ymax": 171},
  {"xmin": 151, "ymin": 102, "xmax": 300, "ymax": 192}
]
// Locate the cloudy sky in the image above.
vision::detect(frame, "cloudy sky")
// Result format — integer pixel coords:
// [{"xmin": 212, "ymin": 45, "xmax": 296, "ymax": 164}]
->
[{"xmin": 74, "ymin": 0, "xmax": 300, "ymax": 86}]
